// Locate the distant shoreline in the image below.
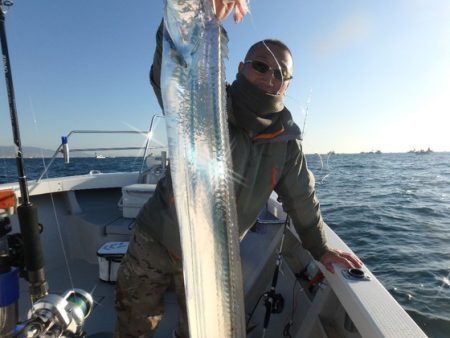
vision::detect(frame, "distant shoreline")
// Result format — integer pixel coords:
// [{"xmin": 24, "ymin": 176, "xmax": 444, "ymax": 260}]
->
[{"xmin": 1, "ymin": 151, "xmax": 449, "ymax": 160}]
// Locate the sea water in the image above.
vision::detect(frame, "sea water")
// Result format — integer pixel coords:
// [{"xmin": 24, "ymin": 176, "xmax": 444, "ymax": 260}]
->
[
  {"xmin": 1, "ymin": 152, "xmax": 449, "ymax": 337},
  {"xmin": 308, "ymin": 152, "xmax": 450, "ymax": 338}
]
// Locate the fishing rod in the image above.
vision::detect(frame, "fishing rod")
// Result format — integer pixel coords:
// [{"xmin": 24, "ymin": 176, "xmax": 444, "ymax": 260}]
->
[
  {"xmin": 245, "ymin": 215, "xmax": 289, "ymax": 336},
  {"xmin": 0, "ymin": 0, "xmax": 48, "ymax": 303},
  {"xmin": 260, "ymin": 215, "xmax": 289, "ymax": 338},
  {"xmin": 0, "ymin": 3, "xmax": 95, "ymax": 337},
  {"xmin": 0, "ymin": 0, "xmax": 48, "ymax": 334}
]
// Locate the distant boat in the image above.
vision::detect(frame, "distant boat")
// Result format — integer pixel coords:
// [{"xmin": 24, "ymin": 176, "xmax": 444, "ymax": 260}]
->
[
  {"xmin": 95, "ymin": 153, "xmax": 106, "ymax": 159},
  {"xmin": 409, "ymin": 147, "xmax": 433, "ymax": 155}
]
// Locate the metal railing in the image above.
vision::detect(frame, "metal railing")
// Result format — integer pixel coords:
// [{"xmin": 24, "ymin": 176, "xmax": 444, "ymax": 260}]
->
[{"xmin": 37, "ymin": 115, "xmax": 166, "ymax": 182}]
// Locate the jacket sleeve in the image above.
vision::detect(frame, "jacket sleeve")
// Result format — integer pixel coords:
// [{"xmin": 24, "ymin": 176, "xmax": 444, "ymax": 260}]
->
[
  {"xmin": 136, "ymin": 166, "xmax": 182, "ymax": 257},
  {"xmin": 149, "ymin": 20, "xmax": 229, "ymax": 112},
  {"xmin": 149, "ymin": 20, "xmax": 164, "ymax": 110},
  {"xmin": 275, "ymin": 139, "xmax": 328, "ymax": 260}
]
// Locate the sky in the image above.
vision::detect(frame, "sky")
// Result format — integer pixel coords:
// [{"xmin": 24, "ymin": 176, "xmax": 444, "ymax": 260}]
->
[{"xmin": 0, "ymin": 0, "xmax": 449, "ymax": 155}]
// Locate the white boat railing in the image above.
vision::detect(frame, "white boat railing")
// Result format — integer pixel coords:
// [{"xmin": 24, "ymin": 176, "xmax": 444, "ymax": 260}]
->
[{"xmin": 37, "ymin": 115, "xmax": 166, "ymax": 182}]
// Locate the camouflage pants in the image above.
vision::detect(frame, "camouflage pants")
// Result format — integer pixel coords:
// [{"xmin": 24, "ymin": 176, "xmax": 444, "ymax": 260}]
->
[{"xmin": 114, "ymin": 225, "xmax": 188, "ymax": 338}]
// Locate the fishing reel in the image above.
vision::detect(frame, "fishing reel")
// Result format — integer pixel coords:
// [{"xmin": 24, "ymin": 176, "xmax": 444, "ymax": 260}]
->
[
  {"xmin": 0, "ymin": 216, "xmax": 23, "ymax": 270},
  {"xmin": 15, "ymin": 289, "xmax": 94, "ymax": 338},
  {"xmin": 0, "ymin": 215, "xmax": 44, "ymax": 273},
  {"xmin": 263, "ymin": 290, "xmax": 284, "ymax": 315}
]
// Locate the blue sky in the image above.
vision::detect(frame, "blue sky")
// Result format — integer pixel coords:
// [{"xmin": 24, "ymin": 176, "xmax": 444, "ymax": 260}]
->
[{"xmin": 0, "ymin": 0, "xmax": 449, "ymax": 155}]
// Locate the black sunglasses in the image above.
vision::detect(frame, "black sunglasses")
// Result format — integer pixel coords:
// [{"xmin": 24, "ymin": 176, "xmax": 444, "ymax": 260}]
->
[{"xmin": 244, "ymin": 60, "xmax": 293, "ymax": 81}]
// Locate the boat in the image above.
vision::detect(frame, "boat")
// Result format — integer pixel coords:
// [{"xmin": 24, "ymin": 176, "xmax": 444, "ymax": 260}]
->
[
  {"xmin": 412, "ymin": 147, "xmax": 434, "ymax": 155},
  {"xmin": 95, "ymin": 153, "xmax": 106, "ymax": 159},
  {"xmin": 0, "ymin": 3, "xmax": 428, "ymax": 338},
  {"xmin": 0, "ymin": 125, "xmax": 428, "ymax": 337}
]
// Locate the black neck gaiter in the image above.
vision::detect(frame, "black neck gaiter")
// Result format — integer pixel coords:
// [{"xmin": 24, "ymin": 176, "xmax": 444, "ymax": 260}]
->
[{"xmin": 228, "ymin": 73, "xmax": 287, "ymax": 135}]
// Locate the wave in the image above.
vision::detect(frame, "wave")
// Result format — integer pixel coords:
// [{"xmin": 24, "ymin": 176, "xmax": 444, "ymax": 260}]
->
[
  {"xmin": 407, "ymin": 309, "xmax": 450, "ymax": 338},
  {"xmin": 2, "ymin": 152, "xmax": 449, "ymax": 336}
]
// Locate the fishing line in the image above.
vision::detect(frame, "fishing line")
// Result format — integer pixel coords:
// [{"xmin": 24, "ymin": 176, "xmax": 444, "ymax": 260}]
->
[
  {"xmin": 314, "ymin": 150, "xmax": 334, "ymax": 185},
  {"xmin": 243, "ymin": 4, "xmax": 286, "ymax": 95},
  {"xmin": 282, "ymin": 278, "xmax": 302, "ymax": 338},
  {"xmin": 315, "ymin": 153, "xmax": 324, "ymax": 170},
  {"xmin": 246, "ymin": 9, "xmax": 313, "ymax": 142},
  {"xmin": 29, "ymin": 96, "xmax": 76, "ymax": 292},
  {"xmin": 0, "ymin": 157, "xmax": 9, "ymax": 183},
  {"xmin": 260, "ymin": 40, "xmax": 286, "ymax": 95},
  {"xmin": 245, "ymin": 3, "xmax": 313, "ymax": 124},
  {"xmin": 0, "ymin": 110, "xmax": 10, "ymax": 182},
  {"xmin": 88, "ymin": 282, "xmax": 105, "ymax": 309},
  {"xmin": 318, "ymin": 151, "xmax": 333, "ymax": 184},
  {"xmin": 246, "ymin": 216, "xmax": 289, "ymax": 336},
  {"xmin": 301, "ymin": 89, "xmax": 312, "ymax": 140},
  {"xmin": 1, "ymin": 0, "xmax": 49, "ymax": 302},
  {"xmin": 435, "ymin": 269, "xmax": 450, "ymax": 296}
]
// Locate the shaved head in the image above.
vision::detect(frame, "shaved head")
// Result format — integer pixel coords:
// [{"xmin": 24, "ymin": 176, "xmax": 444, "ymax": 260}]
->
[{"xmin": 245, "ymin": 39, "xmax": 293, "ymax": 61}]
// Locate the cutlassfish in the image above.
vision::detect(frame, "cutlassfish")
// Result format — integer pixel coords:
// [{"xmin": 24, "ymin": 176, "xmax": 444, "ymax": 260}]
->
[{"xmin": 160, "ymin": 0, "xmax": 247, "ymax": 337}]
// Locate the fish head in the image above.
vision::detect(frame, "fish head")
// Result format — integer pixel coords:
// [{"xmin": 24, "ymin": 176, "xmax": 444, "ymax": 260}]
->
[{"xmin": 164, "ymin": 0, "xmax": 217, "ymax": 65}]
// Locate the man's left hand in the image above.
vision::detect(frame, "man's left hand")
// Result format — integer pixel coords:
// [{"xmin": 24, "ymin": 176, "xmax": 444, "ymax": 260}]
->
[
  {"xmin": 213, "ymin": 0, "xmax": 248, "ymax": 22},
  {"xmin": 319, "ymin": 248, "xmax": 363, "ymax": 273}
]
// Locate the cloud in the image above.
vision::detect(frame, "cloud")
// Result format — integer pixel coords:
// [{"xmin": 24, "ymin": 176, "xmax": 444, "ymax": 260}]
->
[{"xmin": 313, "ymin": 13, "xmax": 373, "ymax": 61}]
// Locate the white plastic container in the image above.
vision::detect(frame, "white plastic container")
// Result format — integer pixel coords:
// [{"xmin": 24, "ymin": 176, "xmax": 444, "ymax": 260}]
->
[
  {"xmin": 121, "ymin": 184, "xmax": 156, "ymax": 218},
  {"xmin": 97, "ymin": 242, "xmax": 129, "ymax": 282}
]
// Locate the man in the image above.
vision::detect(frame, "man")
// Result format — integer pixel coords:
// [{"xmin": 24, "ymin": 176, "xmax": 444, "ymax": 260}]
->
[{"xmin": 115, "ymin": 6, "xmax": 362, "ymax": 338}]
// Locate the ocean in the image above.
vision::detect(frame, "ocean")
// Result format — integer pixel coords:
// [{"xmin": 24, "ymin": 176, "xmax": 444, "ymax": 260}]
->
[{"xmin": 1, "ymin": 152, "xmax": 449, "ymax": 337}]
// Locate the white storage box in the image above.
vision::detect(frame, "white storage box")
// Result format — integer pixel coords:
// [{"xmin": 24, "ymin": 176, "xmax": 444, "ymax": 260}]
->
[
  {"xmin": 121, "ymin": 184, "xmax": 156, "ymax": 218},
  {"xmin": 97, "ymin": 242, "xmax": 129, "ymax": 282}
]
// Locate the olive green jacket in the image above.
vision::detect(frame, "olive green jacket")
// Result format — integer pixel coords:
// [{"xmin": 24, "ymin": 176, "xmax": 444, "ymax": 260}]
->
[{"xmin": 136, "ymin": 22, "xmax": 328, "ymax": 260}]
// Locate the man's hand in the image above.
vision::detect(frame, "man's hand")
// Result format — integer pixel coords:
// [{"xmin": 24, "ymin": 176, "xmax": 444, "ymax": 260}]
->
[
  {"xmin": 213, "ymin": 0, "xmax": 248, "ymax": 23},
  {"xmin": 319, "ymin": 248, "xmax": 363, "ymax": 273}
]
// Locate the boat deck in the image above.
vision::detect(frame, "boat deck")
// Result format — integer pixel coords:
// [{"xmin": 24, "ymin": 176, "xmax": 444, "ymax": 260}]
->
[
  {"xmin": 2, "ymin": 176, "xmax": 427, "ymax": 338},
  {"xmin": 14, "ymin": 188, "xmax": 306, "ymax": 337}
]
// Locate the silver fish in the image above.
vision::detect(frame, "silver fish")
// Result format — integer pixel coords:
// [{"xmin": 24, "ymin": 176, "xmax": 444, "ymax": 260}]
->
[{"xmin": 160, "ymin": 1, "xmax": 245, "ymax": 337}]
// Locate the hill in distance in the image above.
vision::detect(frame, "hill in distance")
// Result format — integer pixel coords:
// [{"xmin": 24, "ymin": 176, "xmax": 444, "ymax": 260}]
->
[{"xmin": 0, "ymin": 145, "xmax": 73, "ymax": 158}]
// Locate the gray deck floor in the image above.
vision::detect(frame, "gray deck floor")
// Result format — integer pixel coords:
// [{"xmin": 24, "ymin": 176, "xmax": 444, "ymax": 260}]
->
[
  {"xmin": 16, "ymin": 221, "xmax": 302, "ymax": 337},
  {"xmin": 18, "ymin": 258, "xmax": 180, "ymax": 337}
]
